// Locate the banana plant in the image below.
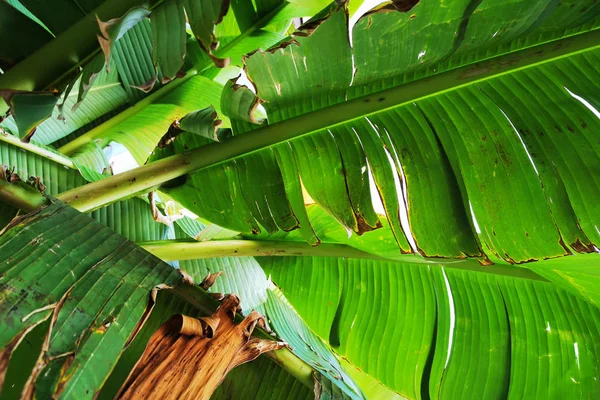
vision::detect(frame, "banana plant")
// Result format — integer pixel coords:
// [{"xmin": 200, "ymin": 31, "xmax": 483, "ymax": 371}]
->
[{"xmin": 1, "ymin": 0, "xmax": 600, "ymax": 399}]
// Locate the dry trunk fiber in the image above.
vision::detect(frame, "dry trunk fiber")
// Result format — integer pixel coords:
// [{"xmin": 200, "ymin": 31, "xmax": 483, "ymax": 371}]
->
[{"xmin": 116, "ymin": 294, "xmax": 286, "ymax": 400}]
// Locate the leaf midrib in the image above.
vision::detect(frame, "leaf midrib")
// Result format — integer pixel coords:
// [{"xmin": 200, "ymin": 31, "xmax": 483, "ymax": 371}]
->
[
  {"xmin": 137, "ymin": 238, "xmax": 551, "ymax": 282},
  {"xmin": 57, "ymin": 28, "xmax": 600, "ymax": 212}
]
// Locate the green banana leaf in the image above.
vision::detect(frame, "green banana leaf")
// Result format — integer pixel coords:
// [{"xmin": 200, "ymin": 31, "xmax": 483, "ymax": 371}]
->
[
  {"xmin": 165, "ymin": 246, "xmax": 600, "ymax": 399},
  {"xmin": 0, "ymin": 198, "xmax": 184, "ymax": 398},
  {"xmin": 177, "ymin": 255, "xmax": 364, "ymax": 398},
  {"xmin": 0, "ymin": 138, "xmax": 184, "ymax": 243},
  {"xmin": 257, "ymin": 255, "xmax": 600, "ymax": 399},
  {"xmin": 211, "ymin": 355, "xmax": 314, "ymax": 400},
  {"xmin": 0, "ymin": 0, "xmax": 332, "ymax": 147},
  {"xmin": 0, "ymin": 197, "xmax": 315, "ymax": 399},
  {"xmin": 0, "ymin": 58, "xmax": 126, "ymax": 146},
  {"xmin": 251, "ymin": 204, "xmax": 412, "ymax": 260},
  {"xmin": 0, "ymin": 140, "xmax": 86, "ymax": 194},
  {"xmin": 49, "ymin": 0, "xmax": 333, "ymax": 153},
  {"xmin": 151, "ymin": 1, "xmax": 600, "ymax": 264},
  {"xmin": 97, "ymin": 76, "xmax": 227, "ymax": 164},
  {"xmin": 2, "ymin": 1, "xmax": 600, "ymax": 399},
  {"xmin": 1, "ymin": 134, "xmax": 334, "ymax": 397},
  {"xmin": 151, "ymin": 0, "xmax": 186, "ymax": 82},
  {"xmin": 112, "ymin": 19, "xmax": 163, "ymax": 102}
]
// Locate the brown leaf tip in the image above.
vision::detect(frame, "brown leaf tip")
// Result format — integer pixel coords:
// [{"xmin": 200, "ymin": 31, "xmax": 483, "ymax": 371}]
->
[
  {"xmin": 178, "ymin": 270, "xmax": 196, "ymax": 286},
  {"xmin": 210, "ymin": 292, "xmax": 225, "ymax": 301},
  {"xmin": 217, "ymin": 293, "xmax": 241, "ymax": 321},
  {"xmin": 200, "ymin": 271, "xmax": 222, "ymax": 290}
]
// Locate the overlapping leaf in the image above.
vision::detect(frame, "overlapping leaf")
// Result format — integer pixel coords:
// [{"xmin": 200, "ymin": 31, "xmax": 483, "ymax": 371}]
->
[
  {"xmin": 151, "ymin": 2, "xmax": 600, "ymax": 264},
  {"xmin": 177, "ymin": 255, "xmax": 363, "ymax": 398},
  {"xmin": 2, "ymin": 92, "xmax": 58, "ymax": 141},
  {"xmin": 0, "ymin": 58, "xmax": 127, "ymax": 146},
  {"xmin": 96, "ymin": 285, "xmax": 312, "ymax": 400},
  {"xmin": 2, "ymin": 0, "xmax": 333, "ymax": 151},
  {"xmin": 0, "ymin": 138, "xmax": 181, "ymax": 243},
  {"xmin": 151, "ymin": 0, "xmax": 187, "ymax": 82},
  {"xmin": 0, "ymin": 140, "xmax": 86, "ymax": 194},
  {"xmin": 0, "ymin": 199, "xmax": 185, "ymax": 398},
  {"xmin": 257, "ymin": 255, "xmax": 600, "ymax": 399},
  {"xmin": 96, "ymin": 76, "xmax": 226, "ymax": 164},
  {"xmin": 112, "ymin": 19, "xmax": 161, "ymax": 101}
]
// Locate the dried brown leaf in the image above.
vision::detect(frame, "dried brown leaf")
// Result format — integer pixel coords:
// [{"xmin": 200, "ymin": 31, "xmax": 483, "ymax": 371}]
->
[
  {"xmin": 200, "ymin": 271, "xmax": 222, "ymax": 290},
  {"xmin": 116, "ymin": 294, "xmax": 285, "ymax": 400}
]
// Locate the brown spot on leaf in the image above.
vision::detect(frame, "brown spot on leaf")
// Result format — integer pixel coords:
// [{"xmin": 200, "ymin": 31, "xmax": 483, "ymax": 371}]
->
[
  {"xmin": 557, "ymin": 235, "xmax": 572, "ymax": 255},
  {"xmin": 552, "ymin": 42, "xmax": 567, "ymax": 52},
  {"xmin": 210, "ymin": 292, "xmax": 225, "ymax": 301},
  {"xmin": 94, "ymin": 316, "xmax": 115, "ymax": 334},
  {"xmin": 21, "ymin": 127, "xmax": 37, "ymax": 144},
  {"xmin": 365, "ymin": 0, "xmax": 419, "ymax": 15},
  {"xmin": 354, "ymin": 214, "xmax": 381, "ymax": 235},
  {"xmin": 477, "ymin": 256, "xmax": 494, "ymax": 266},
  {"xmin": 0, "ymin": 166, "xmax": 20, "ymax": 183},
  {"xmin": 27, "ymin": 176, "xmax": 46, "ymax": 193},
  {"xmin": 496, "ymin": 143, "xmax": 511, "ymax": 166},
  {"xmin": 390, "ymin": 0, "xmax": 420, "ymax": 12},
  {"xmin": 570, "ymin": 239, "xmax": 595, "ymax": 253},
  {"xmin": 294, "ymin": 3, "xmax": 344, "ymax": 38},
  {"xmin": 157, "ymin": 124, "xmax": 182, "ymax": 149},
  {"xmin": 132, "ymin": 74, "xmax": 158, "ymax": 93},
  {"xmin": 503, "ymin": 253, "xmax": 517, "ymax": 264},
  {"xmin": 52, "ymin": 352, "xmax": 77, "ymax": 398},
  {"xmin": 228, "ymin": 79, "xmax": 266, "ymax": 125},
  {"xmin": 202, "ymin": 46, "xmax": 230, "ymax": 69}
]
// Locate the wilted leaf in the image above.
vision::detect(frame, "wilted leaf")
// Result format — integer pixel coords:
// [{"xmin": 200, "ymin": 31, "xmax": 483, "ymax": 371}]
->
[
  {"xmin": 221, "ymin": 78, "xmax": 264, "ymax": 124},
  {"xmin": 116, "ymin": 294, "xmax": 285, "ymax": 400},
  {"xmin": 0, "ymin": 91, "xmax": 59, "ymax": 142},
  {"xmin": 74, "ymin": 53, "xmax": 106, "ymax": 110},
  {"xmin": 151, "ymin": 0, "xmax": 187, "ymax": 82},
  {"xmin": 97, "ymin": 6, "xmax": 151, "ymax": 68},
  {"xmin": 178, "ymin": 106, "xmax": 231, "ymax": 142},
  {"xmin": 184, "ymin": 0, "xmax": 232, "ymax": 67}
]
